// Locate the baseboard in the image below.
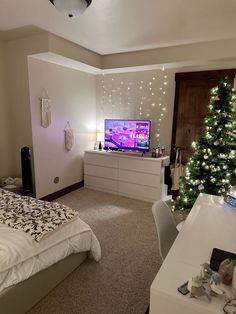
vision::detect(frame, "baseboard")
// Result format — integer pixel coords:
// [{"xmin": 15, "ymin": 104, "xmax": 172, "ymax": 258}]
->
[{"xmin": 40, "ymin": 181, "xmax": 84, "ymax": 202}]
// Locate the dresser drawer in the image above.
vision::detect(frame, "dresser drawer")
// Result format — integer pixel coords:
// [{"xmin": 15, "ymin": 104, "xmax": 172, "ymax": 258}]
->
[
  {"xmin": 118, "ymin": 157, "xmax": 161, "ymax": 175},
  {"xmin": 84, "ymin": 175, "xmax": 118, "ymax": 192},
  {"xmin": 85, "ymin": 153, "xmax": 118, "ymax": 168},
  {"xmin": 85, "ymin": 164, "xmax": 118, "ymax": 180},
  {"xmin": 118, "ymin": 169, "xmax": 160, "ymax": 188}
]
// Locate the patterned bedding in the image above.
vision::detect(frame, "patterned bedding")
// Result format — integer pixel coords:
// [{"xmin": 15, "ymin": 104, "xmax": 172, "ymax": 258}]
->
[
  {"xmin": 0, "ymin": 188, "xmax": 78, "ymax": 242},
  {"xmin": 0, "ymin": 210, "xmax": 101, "ymax": 293}
]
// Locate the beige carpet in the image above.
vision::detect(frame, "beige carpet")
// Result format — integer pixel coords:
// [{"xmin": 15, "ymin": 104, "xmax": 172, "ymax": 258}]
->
[{"xmin": 28, "ymin": 188, "xmax": 163, "ymax": 314}]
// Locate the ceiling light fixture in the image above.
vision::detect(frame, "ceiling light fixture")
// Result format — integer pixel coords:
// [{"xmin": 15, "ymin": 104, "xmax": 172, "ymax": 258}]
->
[{"xmin": 49, "ymin": 0, "xmax": 92, "ymax": 18}]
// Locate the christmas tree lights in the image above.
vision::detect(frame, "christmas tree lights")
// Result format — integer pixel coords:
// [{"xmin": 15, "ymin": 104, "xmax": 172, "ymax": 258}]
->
[{"xmin": 175, "ymin": 77, "xmax": 236, "ymax": 210}]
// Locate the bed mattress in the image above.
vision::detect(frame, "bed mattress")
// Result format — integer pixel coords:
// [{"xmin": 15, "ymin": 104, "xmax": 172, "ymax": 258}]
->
[{"xmin": 0, "ymin": 216, "xmax": 101, "ymax": 293}]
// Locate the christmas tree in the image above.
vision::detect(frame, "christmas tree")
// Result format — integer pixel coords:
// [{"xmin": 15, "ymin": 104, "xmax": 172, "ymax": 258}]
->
[{"xmin": 175, "ymin": 77, "xmax": 236, "ymax": 210}]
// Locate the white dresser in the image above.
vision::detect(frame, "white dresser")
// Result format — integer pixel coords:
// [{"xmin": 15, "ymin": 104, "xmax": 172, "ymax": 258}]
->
[{"xmin": 84, "ymin": 150, "xmax": 169, "ymax": 202}]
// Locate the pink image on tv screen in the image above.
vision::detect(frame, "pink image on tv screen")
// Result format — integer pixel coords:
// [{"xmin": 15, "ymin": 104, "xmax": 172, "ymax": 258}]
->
[{"xmin": 104, "ymin": 119, "xmax": 151, "ymax": 151}]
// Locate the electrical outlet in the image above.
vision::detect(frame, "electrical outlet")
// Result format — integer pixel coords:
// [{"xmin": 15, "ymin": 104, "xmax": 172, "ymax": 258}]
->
[{"xmin": 54, "ymin": 177, "xmax": 59, "ymax": 184}]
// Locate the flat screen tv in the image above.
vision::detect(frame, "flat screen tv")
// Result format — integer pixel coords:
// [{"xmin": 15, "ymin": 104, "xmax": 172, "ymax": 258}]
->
[{"xmin": 104, "ymin": 119, "xmax": 151, "ymax": 152}]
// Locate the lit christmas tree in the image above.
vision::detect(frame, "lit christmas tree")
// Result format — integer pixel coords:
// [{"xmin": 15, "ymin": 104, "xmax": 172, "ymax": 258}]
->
[{"xmin": 175, "ymin": 77, "xmax": 236, "ymax": 210}]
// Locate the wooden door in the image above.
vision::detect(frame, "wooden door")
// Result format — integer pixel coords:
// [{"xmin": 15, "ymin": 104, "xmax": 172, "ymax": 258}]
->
[{"xmin": 171, "ymin": 70, "xmax": 236, "ymax": 164}]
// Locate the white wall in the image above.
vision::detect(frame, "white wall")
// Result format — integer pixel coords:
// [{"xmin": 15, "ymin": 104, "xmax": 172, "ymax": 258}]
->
[
  {"xmin": 48, "ymin": 34, "xmax": 101, "ymax": 69},
  {"xmin": 4, "ymin": 33, "xmax": 49, "ymax": 176},
  {"xmin": 96, "ymin": 69, "xmax": 176, "ymax": 154},
  {"xmin": 28, "ymin": 58, "xmax": 96, "ymax": 198},
  {"xmin": 0, "ymin": 41, "xmax": 13, "ymax": 177}
]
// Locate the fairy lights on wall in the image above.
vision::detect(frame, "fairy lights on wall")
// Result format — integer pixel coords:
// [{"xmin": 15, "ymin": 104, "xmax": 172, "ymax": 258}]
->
[{"xmin": 97, "ymin": 68, "xmax": 173, "ymax": 148}]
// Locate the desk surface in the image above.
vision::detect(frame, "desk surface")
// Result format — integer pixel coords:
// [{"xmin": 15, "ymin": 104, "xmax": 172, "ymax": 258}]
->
[{"xmin": 150, "ymin": 193, "xmax": 236, "ymax": 314}]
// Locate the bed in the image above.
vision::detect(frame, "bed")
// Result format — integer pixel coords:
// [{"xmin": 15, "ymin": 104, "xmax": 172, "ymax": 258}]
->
[{"xmin": 0, "ymin": 188, "xmax": 101, "ymax": 314}]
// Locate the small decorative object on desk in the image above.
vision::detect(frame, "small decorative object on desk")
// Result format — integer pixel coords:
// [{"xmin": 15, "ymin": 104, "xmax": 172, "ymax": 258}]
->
[
  {"xmin": 183, "ymin": 260, "xmax": 236, "ymax": 313},
  {"xmin": 223, "ymin": 298, "xmax": 236, "ymax": 314},
  {"xmin": 187, "ymin": 263, "xmax": 224, "ymax": 301},
  {"xmin": 219, "ymin": 259, "xmax": 234, "ymax": 285}
]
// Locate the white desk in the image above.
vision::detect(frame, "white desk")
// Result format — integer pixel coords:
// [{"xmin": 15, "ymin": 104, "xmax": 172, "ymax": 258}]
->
[{"xmin": 150, "ymin": 193, "xmax": 236, "ymax": 314}]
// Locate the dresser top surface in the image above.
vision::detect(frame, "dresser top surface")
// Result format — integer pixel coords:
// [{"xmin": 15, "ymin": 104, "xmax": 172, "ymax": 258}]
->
[{"xmin": 85, "ymin": 150, "xmax": 169, "ymax": 163}]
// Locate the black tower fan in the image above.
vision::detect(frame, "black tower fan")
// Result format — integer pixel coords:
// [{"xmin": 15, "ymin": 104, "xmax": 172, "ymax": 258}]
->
[{"xmin": 21, "ymin": 146, "xmax": 33, "ymax": 197}]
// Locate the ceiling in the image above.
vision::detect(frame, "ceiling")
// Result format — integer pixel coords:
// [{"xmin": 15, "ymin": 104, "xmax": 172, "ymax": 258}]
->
[{"xmin": 0, "ymin": 0, "xmax": 236, "ymax": 55}]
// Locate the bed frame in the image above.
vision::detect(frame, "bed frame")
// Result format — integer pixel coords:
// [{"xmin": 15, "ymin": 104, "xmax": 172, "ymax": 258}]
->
[{"xmin": 0, "ymin": 252, "xmax": 88, "ymax": 314}]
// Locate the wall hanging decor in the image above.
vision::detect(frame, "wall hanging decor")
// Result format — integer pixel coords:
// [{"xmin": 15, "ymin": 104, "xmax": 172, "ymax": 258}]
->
[
  {"xmin": 64, "ymin": 122, "xmax": 74, "ymax": 151},
  {"xmin": 41, "ymin": 98, "xmax": 51, "ymax": 128}
]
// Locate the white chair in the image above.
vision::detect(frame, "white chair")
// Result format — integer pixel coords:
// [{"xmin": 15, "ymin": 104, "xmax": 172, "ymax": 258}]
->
[{"xmin": 152, "ymin": 200, "xmax": 178, "ymax": 261}]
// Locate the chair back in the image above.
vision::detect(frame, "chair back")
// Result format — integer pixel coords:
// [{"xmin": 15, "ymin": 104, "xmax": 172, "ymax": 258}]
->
[{"xmin": 152, "ymin": 200, "xmax": 178, "ymax": 261}]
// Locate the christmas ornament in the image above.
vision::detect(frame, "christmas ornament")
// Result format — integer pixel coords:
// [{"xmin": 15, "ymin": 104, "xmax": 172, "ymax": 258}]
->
[{"xmin": 198, "ymin": 184, "xmax": 204, "ymax": 191}]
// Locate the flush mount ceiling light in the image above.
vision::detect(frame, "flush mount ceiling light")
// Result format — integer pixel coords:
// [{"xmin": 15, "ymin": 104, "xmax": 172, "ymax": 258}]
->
[{"xmin": 49, "ymin": 0, "xmax": 92, "ymax": 18}]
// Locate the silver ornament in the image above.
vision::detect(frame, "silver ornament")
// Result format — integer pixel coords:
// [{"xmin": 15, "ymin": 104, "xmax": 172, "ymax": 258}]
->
[{"xmin": 198, "ymin": 184, "xmax": 204, "ymax": 191}]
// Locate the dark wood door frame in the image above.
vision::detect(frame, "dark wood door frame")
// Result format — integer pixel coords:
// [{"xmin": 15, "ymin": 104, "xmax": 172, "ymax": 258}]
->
[{"xmin": 170, "ymin": 69, "xmax": 236, "ymax": 163}]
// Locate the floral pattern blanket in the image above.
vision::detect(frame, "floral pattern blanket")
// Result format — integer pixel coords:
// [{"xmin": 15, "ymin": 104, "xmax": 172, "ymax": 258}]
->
[{"xmin": 0, "ymin": 188, "xmax": 79, "ymax": 242}]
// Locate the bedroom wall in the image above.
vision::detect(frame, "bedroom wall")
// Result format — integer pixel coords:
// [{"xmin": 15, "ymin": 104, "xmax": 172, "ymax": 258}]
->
[
  {"xmin": 4, "ymin": 33, "xmax": 49, "ymax": 176},
  {"xmin": 96, "ymin": 69, "xmax": 176, "ymax": 154},
  {"xmin": 28, "ymin": 57, "xmax": 96, "ymax": 199},
  {"xmin": 48, "ymin": 33, "xmax": 101, "ymax": 69},
  {"xmin": 0, "ymin": 41, "xmax": 13, "ymax": 177}
]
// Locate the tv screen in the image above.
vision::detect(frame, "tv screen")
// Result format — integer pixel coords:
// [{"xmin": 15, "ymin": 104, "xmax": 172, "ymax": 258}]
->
[{"xmin": 104, "ymin": 119, "xmax": 151, "ymax": 152}]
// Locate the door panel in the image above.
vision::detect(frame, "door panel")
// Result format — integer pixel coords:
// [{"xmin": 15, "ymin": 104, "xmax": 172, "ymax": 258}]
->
[{"xmin": 171, "ymin": 70, "xmax": 236, "ymax": 164}]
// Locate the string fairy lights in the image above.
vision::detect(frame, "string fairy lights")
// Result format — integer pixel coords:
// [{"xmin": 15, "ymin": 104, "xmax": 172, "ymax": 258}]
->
[{"xmin": 97, "ymin": 68, "xmax": 170, "ymax": 146}]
